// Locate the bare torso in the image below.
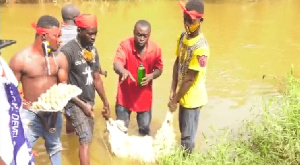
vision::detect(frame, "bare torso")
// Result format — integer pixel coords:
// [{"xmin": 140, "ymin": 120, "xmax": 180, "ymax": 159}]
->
[{"xmin": 14, "ymin": 46, "xmax": 62, "ymax": 102}]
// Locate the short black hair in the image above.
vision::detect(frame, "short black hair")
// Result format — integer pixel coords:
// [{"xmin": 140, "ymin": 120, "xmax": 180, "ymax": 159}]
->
[
  {"xmin": 36, "ymin": 15, "xmax": 60, "ymax": 28},
  {"xmin": 61, "ymin": 4, "xmax": 80, "ymax": 22},
  {"xmin": 134, "ymin": 20, "xmax": 151, "ymax": 31},
  {"xmin": 186, "ymin": 0, "xmax": 204, "ymax": 14}
]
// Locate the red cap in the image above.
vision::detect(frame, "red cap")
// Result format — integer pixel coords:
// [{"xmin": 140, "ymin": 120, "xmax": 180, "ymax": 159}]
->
[{"xmin": 75, "ymin": 14, "xmax": 97, "ymax": 29}]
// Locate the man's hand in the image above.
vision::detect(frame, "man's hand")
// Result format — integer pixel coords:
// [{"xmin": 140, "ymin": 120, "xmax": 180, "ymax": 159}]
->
[
  {"xmin": 81, "ymin": 103, "xmax": 94, "ymax": 118},
  {"xmin": 100, "ymin": 70, "xmax": 108, "ymax": 77},
  {"xmin": 121, "ymin": 69, "xmax": 135, "ymax": 82},
  {"xmin": 141, "ymin": 74, "xmax": 153, "ymax": 86},
  {"xmin": 168, "ymin": 98, "xmax": 178, "ymax": 112},
  {"xmin": 101, "ymin": 103, "xmax": 110, "ymax": 120}
]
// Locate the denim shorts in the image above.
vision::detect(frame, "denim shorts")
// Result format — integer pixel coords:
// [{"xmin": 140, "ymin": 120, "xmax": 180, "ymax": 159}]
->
[
  {"xmin": 22, "ymin": 109, "xmax": 62, "ymax": 164},
  {"xmin": 69, "ymin": 104, "xmax": 94, "ymax": 144}
]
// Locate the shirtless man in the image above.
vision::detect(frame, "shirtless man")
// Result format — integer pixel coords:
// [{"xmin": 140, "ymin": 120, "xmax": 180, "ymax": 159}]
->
[{"xmin": 9, "ymin": 15, "xmax": 68, "ymax": 165}]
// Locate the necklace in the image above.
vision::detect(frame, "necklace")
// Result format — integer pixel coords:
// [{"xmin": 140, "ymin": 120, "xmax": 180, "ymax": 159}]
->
[
  {"xmin": 75, "ymin": 38, "xmax": 96, "ymax": 63},
  {"xmin": 75, "ymin": 38, "xmax": 84, "ymax": 54}
]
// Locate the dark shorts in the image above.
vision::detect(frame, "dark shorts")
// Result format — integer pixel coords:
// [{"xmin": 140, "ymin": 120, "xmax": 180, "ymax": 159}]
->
[{"xmin": 69, "ymin": 104, "xmax": 94, "ymax": 144}]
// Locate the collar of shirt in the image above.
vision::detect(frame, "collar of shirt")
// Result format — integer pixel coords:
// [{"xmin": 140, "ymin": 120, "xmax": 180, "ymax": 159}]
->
[{"xmin": 130, "ymin": 38, "xmax": 154, "ymax": 59}]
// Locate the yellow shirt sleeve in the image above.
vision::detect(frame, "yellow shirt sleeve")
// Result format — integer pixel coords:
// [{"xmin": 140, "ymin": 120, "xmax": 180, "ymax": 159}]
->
[{"xmin": 188, "ymin": 48, "xmax": 209, "ymax": 71}]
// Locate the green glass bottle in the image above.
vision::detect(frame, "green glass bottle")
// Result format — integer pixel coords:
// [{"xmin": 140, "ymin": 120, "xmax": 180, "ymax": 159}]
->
[{"xmin": 137, "ymin": 63, "xmax": 145, "ymax": 86}]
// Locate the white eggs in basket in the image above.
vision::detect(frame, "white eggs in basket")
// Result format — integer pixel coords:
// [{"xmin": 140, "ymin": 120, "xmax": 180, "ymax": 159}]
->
[{"xmin": 30, "ymin": 83, "xmax": 82, "ymax": 112}]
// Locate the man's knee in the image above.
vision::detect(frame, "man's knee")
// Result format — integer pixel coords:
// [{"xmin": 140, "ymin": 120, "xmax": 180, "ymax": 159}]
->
[
  {"xmin": 45, "ymin": 132, "xmax": 62, "ymax": 155},
  {"xmin": 79, "ymin": 143, "xmax": 90, "ymax": 150},
  {"xmin": 46, "ymin": 142, "xmax": 62, "ymax": 157},
  {"xmin": 74, "ymin": 118, "xmax": 93, "ymax": 144},
  {"xmin": 115, "ymin": 105, "xmax": 129, "ymax": 115},
  {"xmin": 77, "ymin": 123, "xmax": 93, "ymax": 144}
]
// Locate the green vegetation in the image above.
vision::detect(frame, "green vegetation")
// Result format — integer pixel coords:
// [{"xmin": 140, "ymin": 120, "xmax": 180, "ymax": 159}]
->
[{"xmin": 158, "ymin": 72, "xmax": 300, "ymax": 165}]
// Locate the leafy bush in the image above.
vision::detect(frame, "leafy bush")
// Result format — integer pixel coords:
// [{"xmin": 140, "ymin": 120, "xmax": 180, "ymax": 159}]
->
[{"xmin": 158, "ymin": 72, "xmax": 300, "ymax": 165}]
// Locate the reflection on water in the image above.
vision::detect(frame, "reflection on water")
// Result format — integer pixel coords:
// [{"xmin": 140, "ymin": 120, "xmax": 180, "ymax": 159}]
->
[{"xmin": 1, "ymin": 0, "xmax": 300, "ymax": 164}]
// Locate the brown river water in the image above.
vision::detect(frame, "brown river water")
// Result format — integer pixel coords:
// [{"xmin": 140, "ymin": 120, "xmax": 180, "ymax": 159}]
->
[{"xmin": 1, "ymin": 0, "xmax": 300, "ymax": 164}]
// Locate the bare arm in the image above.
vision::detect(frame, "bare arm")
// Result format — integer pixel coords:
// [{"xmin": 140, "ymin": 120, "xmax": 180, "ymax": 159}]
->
[
  {"xmin": 169, "ymin": 57, "xmax": 179, "ymax": 100},
  {"xmin": 93, "ymin": 72, "xmax": 109, "ymax": 105},
  {"xmin": 151, "ymin": 69, "xmax": 162, "ymax": 80},
  {"xmin": 57, "ymin": 52, "xmax": 68, "ymax": 84},
  {"xmin": 153, "ymin": 47, "xmax": 163, "ymax": 80},
  {"xmin": 114, "ymin": 62, "xmax": 135, "ymax": 82},
  {"xmin": 9, "ymin": 52, "xmax": 23, "ymax": 82},
  {"xmin": 93, "ymin": 72, "xmax": 110, "ymax": 119},
  {"xmin": 113, "ymin": 61, "xmax": 126, "ymax": 75}
]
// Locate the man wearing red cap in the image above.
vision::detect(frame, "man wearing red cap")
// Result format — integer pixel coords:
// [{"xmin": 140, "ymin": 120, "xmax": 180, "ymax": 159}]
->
[
  {"xmin": 168, "ymin": 0, "xmax": 210, "ymax": 153},
  {"xmin": 60, "ymin": 4, "xmax": 81, "ymax": 135},
  {"xmin": 10, "ymin": 15, "xmax": 68, "ymax": 164},
  {"xmin": 59, "ymin": 14, "xmax": 110, "ymax": 165}
]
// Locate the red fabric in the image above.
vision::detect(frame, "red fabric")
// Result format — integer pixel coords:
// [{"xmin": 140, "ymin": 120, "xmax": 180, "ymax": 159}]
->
[
  {"xmin": 75, "ymin": 14, "xmax": 97, "ymax": 29},
  {"xmin": 179, "ymin": 1, "xmax": 204, "ymax": 20},
  {"xmin": 31, "ymin": 23, "xmax": 61, "ymax": 36},
  {"xmin": 114, "ymin": 38, "xmax": 163, "ymax": 112}
]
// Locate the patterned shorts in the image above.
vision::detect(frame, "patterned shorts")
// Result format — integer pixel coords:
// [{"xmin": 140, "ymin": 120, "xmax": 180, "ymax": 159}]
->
[{"xmin": 69, "ymin": 104, "xmax": 94, "ymax": 144}]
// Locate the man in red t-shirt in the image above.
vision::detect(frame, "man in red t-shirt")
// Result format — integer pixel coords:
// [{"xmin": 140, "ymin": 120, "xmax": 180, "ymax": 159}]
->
[{"xmin": 113, "ymin": 20, "xmax": 163, "ymax": 135}]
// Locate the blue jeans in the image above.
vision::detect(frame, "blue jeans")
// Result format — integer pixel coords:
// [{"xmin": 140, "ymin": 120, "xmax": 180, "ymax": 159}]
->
[
  {"xmin": 179, "ymin": 106, "xmax": 201, "ymax": 153},
  {"xmin": 115, "ymin": 104, "xmax": 151, "ymax": 135},
  {"xmin": 23, "ymin": 109, "xmax": 62, "ymax": 165}
]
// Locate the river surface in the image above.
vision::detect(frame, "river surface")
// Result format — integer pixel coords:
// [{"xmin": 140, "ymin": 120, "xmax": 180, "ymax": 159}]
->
[{"xmin": 1, "ymin": 0, "xmax": 300, "ymax": 164}]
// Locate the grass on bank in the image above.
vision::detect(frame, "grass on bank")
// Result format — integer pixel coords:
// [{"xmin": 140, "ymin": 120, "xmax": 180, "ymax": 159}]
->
[{"xmin": 158, "ymin": 71, "xmax": 300, "ymax": 165}]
